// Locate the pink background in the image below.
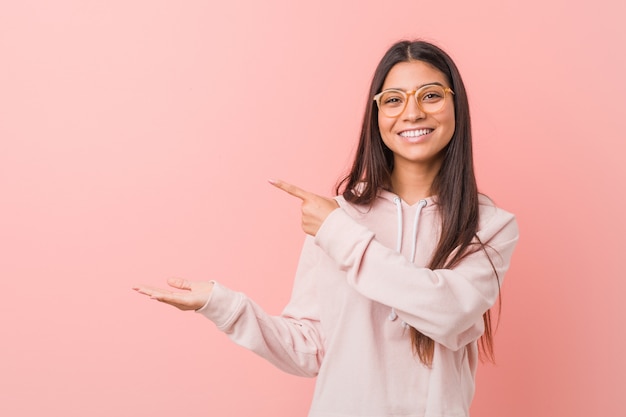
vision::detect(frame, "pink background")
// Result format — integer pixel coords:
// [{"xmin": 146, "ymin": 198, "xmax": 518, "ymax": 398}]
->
[{"xmin": 1, "ymin": 1, "xmax": 624, "ymax": 416}]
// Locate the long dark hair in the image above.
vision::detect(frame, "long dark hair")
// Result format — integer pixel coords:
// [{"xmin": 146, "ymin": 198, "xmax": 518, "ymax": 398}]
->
[{"xmin": 336, "ymin": 40, "xmax": 498, "ymax": 365}]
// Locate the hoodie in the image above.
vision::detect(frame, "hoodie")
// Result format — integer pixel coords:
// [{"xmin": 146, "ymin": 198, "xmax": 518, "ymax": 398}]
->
[{"xmin": 196, "ymin": 190, "xmax": 519, "ymax": 417}]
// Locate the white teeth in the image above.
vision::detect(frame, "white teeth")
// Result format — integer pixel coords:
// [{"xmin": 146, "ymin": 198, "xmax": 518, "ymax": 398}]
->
[{"xmin": 400, "ymin": 129, "xmax": 432, "ymax": 138}]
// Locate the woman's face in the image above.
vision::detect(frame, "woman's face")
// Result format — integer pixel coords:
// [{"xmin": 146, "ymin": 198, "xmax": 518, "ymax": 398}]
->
[{"xmin": 377, "ymin": 60, "xmax": 456, "ymax": 171}]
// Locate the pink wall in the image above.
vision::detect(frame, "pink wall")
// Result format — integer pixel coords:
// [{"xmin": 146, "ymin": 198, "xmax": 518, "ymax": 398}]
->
[{"xmin": 1, "ymin": 1, "xmax": 624, "ymax": 416}]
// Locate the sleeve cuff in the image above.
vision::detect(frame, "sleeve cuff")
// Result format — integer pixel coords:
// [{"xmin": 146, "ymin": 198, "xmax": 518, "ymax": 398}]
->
[{"xmin": 195, "ymin": 281, "xmax": 245, "ymax": 330}]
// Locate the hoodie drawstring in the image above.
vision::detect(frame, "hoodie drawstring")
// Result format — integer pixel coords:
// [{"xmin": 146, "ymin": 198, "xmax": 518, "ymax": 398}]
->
[
  {"xmin": 388, "ymin": 197, "xmax": 428, "ymax": 323},
  {"xmin": 394, "ymin": 197, "xmax": 403, "ymax": 254},
  {"xmin": 410, "ymin": 199, "xmax": 428, "ymax": 263}
]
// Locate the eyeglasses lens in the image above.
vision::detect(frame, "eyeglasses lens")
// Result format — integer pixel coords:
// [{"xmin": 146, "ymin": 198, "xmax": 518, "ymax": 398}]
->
[{"xmin": 378, "ymin": 85, "xmax": 447, "ymax": 117}]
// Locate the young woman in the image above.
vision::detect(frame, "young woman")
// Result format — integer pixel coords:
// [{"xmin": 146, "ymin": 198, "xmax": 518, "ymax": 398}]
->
[{"xmin": 134, "ymin": 40, "xmax": 519, "ymax": 417}]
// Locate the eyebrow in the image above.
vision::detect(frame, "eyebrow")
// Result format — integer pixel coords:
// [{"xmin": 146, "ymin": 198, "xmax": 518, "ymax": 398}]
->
[{"xmin": 382, "ymin": 82, "xmax": 445, "ymax": 91}]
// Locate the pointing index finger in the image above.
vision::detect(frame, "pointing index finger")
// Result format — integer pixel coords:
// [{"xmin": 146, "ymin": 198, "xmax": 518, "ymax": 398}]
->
[{"xmin": 268, "ymin": 179, "xmax": 309, "ymax": 201}]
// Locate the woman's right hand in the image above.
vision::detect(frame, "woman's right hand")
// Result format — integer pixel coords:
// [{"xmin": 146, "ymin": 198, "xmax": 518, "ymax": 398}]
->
[{"xmin": 133, "ymin": 278, "xmax": 214, "ymax": 311}]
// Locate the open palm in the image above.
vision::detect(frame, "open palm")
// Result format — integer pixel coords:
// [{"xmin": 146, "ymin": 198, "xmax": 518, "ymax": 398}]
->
[{"xmin": 133, "ymin": 278, "xmax": 214, "ymax": 311}]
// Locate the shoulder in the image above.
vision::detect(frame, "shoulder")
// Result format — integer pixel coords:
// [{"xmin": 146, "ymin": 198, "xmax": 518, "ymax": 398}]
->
[
  {"xmin": 333, "ymin": 195, "xmax": 368, "ymax": 219},
  {"xmin": 333, "ymin": 191, "xmax": 395, "ymax": 220},
  {"xmin": 477, "ymin": 194, "xmax": 519, "ymax": 243}
]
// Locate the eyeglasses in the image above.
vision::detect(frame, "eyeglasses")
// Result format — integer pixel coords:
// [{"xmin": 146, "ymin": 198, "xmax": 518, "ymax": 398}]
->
[{"xmin": 373, "ymin": 84, "xmax": 454, "ymax": 118}]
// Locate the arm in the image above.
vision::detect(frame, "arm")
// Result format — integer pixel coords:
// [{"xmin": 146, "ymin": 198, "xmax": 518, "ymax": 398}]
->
[
  {"xmin": 195, "ymin": 236, "xmax": 325, "ymax": 377},
  {"xmin": 134, "ymin": 239, "xmax": 325, "ymax": 376},
  {"xmin": 314, "ymin": 207, "xmax": 519, "ymax": 351}
]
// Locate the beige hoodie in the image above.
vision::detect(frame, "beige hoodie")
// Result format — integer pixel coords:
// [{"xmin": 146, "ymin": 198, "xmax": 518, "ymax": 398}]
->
[{"xmin": 197, "ymin": 191, "xmax": 519, "ymax": 417}]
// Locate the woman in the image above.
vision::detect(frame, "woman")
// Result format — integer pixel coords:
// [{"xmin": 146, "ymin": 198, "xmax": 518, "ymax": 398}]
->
[{"xmin": 134, "ymin": 40, "xmax": 519, "ymax": 417}]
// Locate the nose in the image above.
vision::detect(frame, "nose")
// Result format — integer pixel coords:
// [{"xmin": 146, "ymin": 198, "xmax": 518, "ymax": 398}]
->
[{"xmin": 401, "ymin": 94, "xmax": 425, "ymax": 121}]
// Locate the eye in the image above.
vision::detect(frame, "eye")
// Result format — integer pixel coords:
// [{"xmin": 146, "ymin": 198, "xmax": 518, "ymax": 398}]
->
[
  {"xmin": 424, "ymin": 92, "xmax": 442, "ymax": 100},
  {"xmin": 419, "ymin": 88, "xmax": 444, "ymax": 103},
  {"xmin": 381, "ymin": 91, "xmax": 405, "ymax": 107}
]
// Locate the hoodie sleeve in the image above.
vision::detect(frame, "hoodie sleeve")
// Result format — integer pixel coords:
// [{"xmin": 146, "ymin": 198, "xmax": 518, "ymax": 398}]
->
[
  {"xmin": 314, "ymin": 206, "xmax": 519, "ymax": 351},
  {"xmin": 195, "ymin": 236, "xmax": 324, "ymax": 377}
]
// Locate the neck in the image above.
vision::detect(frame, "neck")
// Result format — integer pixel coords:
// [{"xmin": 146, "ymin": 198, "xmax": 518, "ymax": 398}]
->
[{"xmin": 390, "ymin": 158, "xmax": 442, "ymax": 205}]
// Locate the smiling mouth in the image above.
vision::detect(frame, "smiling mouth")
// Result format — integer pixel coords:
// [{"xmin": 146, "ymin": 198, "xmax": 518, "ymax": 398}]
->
[{"xmin": 399, "ymin": 128, "xmax": 433, "ymax": 138}]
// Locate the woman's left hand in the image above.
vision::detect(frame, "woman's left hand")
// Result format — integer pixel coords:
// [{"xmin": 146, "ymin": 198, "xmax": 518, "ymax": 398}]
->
[
  {"xmin": 269, "ymin": 179, "xmax": 339, "ymax": 236},
  {"xmin": 133, "ymin": 278, "xmax": 214, "ymax": 311}
]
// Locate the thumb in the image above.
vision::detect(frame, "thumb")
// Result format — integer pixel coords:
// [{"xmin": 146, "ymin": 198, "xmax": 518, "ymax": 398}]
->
[{"xmin": 167, "ymin": 277, "xmax": 192, "ymax": 291}]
